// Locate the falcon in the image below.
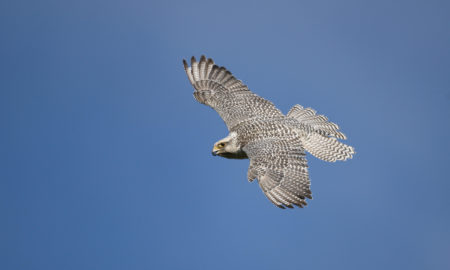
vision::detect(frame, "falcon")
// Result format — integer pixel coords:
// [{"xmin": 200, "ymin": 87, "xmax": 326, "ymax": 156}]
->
[{"xmin": 183, "ymin": 56, "xmax": 354, "ymax": 209}]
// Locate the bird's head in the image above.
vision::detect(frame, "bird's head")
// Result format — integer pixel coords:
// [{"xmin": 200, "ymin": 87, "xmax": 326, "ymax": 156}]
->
[{"xmin": 212, "ymin": 132, "xmax": 247, "ymax": 159}]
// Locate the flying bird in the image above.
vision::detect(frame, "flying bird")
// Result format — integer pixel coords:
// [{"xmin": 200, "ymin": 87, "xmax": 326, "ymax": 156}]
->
[{"xmin": 183, "ymin": 56, "xmax": 354, "ymax": 209}]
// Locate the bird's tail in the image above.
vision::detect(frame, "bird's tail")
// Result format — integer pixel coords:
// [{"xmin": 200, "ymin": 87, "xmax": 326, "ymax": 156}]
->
[{"xmin": 287, "ymin": 105, "xmax": 355, "ymax": 162}]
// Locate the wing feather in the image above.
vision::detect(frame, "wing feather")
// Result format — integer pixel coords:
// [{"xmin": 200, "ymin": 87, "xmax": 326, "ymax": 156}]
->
[
  {"xmin": 191, "ymin": 56, "xmax": 200, "ymax": 82},
  {"xmin": 183, "ymin": 55, "xmax": 284, "ymax": 130},
  {"xmin": 199, "ymin": 55, "xmax": 207, "ymax": 80},
  {"xmin": 183, "ymin": 59, "xmax": 194, "ymax": 85},
  {"xmin": 244, "ymin": 138, "xmax": 312, "ymax": 209}
]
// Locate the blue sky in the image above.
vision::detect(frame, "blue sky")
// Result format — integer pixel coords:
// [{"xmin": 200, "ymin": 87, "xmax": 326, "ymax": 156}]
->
[{"xmin": 1, "ymin": 0, "xmax": 450, "ymax": 269}]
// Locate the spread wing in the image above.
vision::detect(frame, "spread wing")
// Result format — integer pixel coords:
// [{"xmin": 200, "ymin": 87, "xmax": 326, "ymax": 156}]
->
[
  {"xmin": 244, "ymin": 138, "xmax": 312, "ymax": 209},
  {"xmin": 183, "ymin": 56, "xmax": 284, "ymax": 130}
]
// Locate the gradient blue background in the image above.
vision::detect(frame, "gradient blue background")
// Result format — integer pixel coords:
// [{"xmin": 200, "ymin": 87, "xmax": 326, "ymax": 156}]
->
[{"xmin": 1, "ymin": 0, "xmax": 450, "ymax": 269}]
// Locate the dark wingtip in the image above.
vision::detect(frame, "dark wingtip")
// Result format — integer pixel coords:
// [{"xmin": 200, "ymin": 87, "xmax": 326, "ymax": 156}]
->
[
  {"xmin": 294, "ymin": 203, "xmax": 304, "ymax": 208},
  {"xmin": 207, "ymin": 58, "xmax": 214, "ymax": 65},
  {"xmin": 190, "ymin": 56, "xmax": 197, "ymax": 65},
  {"xmin": 200, "ymin": 55, "xmax": 206, "ymax": 62},
  {"xmin": 182, "ymin": 59, "xmax": 188, "ymax": 69}
]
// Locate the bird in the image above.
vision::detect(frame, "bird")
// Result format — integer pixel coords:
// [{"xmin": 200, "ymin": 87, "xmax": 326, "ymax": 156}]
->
[{"xmin": 183, "ymin": 55, "xmax": 355, "ymax": 209}]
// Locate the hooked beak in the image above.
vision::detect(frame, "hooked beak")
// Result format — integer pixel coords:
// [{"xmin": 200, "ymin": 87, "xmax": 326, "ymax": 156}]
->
[{"xmin": 212, "ymin": 146, "xmax": 220, "ymax": 156}]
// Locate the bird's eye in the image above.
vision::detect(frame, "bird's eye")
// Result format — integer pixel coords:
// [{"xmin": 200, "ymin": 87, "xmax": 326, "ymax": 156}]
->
[{"xmin": 217, "ymin": 143, "xmax": 225, "ymax": 148}]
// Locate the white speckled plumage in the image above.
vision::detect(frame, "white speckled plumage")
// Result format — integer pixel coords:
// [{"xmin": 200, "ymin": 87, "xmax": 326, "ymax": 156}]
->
[{"xmin": 183, "ymin": 56, "xmax": 355, "ymax": 209}]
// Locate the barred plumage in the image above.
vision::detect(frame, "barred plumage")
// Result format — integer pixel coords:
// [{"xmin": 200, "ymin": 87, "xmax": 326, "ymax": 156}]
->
[{"xmin": 183, "ymin": 55, "xmax": 355, "ymax": 209}]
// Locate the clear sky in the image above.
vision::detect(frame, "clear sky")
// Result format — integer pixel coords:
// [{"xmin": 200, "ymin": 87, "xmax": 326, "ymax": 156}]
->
[{"xmin": 1, "ymin": 0, "xmax": 450, "ymax": 269}]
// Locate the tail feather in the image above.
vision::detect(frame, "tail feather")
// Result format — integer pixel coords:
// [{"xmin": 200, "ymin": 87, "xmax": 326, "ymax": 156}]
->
[
  {"xmin": 287, "ymin": 104, "xmax": 355, "ymax": 162},
  {"xmin": 302, "ymin": 133, "xmax": 354, "ymax": 162},
  {"xmin": 287, "ymin": 105, "xmax": 346, "ymax": 139}
]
